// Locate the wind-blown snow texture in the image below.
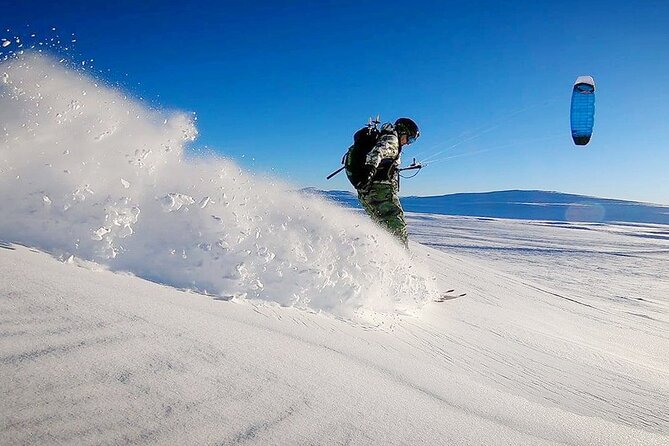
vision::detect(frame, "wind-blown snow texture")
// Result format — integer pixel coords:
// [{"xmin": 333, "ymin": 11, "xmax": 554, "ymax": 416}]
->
[
  {"xmin": 0, "ymin": 53, "xmax": 438, "ymax": 318},
  {"xmin": 1, "ymin": 218, "xmax": 668, "ymax": 445}
]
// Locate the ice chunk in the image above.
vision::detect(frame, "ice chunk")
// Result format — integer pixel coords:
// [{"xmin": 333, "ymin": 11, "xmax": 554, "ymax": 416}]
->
[
  {"xmin": 92, "ymin": 227, "xmax": 111, "ymax": 241},
  {"xmin": 160, "ymin": 193, "xmax": 195, "ymax": 212}
]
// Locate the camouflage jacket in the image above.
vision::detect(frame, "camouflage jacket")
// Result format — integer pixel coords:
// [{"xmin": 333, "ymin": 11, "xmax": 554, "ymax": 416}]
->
[{"xmin": 365, "ymin": 123, "xmax": 402, "ymax": 184}]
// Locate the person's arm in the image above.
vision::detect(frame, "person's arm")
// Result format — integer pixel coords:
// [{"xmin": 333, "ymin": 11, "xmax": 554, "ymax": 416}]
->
[
  {"xmin": 356, "ymin": 132, "xmax": 400, "ymax": 189},
  {"xmin": 365, "ymin": 132, "xmax": 400, "ymax": 169}
]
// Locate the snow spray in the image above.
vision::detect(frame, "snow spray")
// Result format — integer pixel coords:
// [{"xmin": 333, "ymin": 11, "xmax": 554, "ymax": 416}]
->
[{"xmin": 0, "ymin": 53, "xmax": 439, "ymax": 319}]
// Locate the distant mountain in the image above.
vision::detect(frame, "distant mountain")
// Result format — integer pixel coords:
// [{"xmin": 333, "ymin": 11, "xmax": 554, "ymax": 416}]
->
[{"xmin": 302, "ymin": 188, "xmax": 669, "ymax": 225}]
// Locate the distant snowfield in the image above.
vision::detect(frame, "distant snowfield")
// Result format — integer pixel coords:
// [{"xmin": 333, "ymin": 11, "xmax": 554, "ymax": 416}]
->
[
  {"xmin": 2, "ymin": 53, "xmax": 669, "ymax": 445},
  {"xmin": 409, "ymin": 214, "xmax": 669, "ymax": 314}
]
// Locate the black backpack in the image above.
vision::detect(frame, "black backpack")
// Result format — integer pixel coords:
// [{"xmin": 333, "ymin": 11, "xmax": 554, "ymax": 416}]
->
[{"xmin": 344, "ymin": 125, "xmax": 381, "ymax": 187}]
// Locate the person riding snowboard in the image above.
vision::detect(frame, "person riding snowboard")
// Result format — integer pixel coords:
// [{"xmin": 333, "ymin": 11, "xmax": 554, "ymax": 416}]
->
[{"xmin": 344, "ymin": 117, "xmax": 420, "ymax": 248}]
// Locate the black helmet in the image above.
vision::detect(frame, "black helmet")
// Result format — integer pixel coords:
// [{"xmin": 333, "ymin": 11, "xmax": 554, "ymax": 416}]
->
[{"xmin": 394, "ymin": 117, "xmax": 420, "ymax": 143}]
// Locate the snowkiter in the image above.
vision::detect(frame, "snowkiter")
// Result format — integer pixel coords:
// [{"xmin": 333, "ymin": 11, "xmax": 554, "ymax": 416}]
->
[{"xmin": 345, "ymin": 117, "xmax": 420, "ymax": 248}]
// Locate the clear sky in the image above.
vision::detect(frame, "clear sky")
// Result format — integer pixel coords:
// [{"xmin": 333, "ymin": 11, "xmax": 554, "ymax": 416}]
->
[{"xmin": 3, "ymin": 0, "xmax": 669, "ymax": 204}]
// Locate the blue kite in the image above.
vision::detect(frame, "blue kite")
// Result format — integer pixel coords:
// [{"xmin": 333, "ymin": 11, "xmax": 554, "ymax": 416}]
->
[{"xmin": 570, "ymin": 76, "xmax": 596, "ymax": 146}]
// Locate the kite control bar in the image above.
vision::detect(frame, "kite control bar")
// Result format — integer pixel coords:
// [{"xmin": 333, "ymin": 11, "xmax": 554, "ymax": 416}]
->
[
  {"xmin": 328, "ymin": 158, "xmax": 423, "ymax": 180},
  {"xmin": 398, "ymin": 158, "xmax": 423, "ymax": 172},
  {"xmin": 397, "ymin": 158, "xmax": 423, "ymax": 190}
]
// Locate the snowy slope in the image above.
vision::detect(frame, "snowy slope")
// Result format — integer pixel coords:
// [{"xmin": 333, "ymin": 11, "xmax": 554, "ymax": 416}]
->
[{"xmin": 2, "ymin": 223, "xmax": 668, "ymax": 445}]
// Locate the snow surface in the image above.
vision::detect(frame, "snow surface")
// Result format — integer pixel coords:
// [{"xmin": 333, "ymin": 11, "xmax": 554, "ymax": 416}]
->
[
  {"xmin": 1, "ymin": 53, "xmax": 668, "ymax": 445},
  {"xmin": 2, "ymin": 219, "xmax": 668, "ymax": 445}
]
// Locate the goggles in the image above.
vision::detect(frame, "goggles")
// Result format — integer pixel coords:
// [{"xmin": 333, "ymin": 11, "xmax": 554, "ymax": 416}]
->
[{"xmin": 406, "ymin": 131, "xmax": 419, "ymax": 145}]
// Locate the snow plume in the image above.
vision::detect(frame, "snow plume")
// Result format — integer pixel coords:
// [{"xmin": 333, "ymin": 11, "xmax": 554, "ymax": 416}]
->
[{"xmin": 0, "ymin": 53, "xmax": 438, "ymax": 318}]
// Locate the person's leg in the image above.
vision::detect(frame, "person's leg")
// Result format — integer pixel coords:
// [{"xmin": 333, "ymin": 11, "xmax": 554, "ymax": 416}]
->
[{"xmin": 358, "ymin": 182, "xmax": 408, "ymax": 247}]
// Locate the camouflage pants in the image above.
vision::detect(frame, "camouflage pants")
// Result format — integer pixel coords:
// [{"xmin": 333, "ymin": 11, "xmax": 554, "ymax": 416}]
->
[{"xmin": 357, "ymin": 181, "xmax": 408, "ymax": 247}]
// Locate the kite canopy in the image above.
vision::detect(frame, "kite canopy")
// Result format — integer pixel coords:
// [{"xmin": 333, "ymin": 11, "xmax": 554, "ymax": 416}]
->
[{"xmin": 570, "ymin": 75, "xmax": 596, "ymax": 146}]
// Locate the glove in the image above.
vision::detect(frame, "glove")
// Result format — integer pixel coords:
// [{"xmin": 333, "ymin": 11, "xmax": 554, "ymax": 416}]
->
[{"xmin": 355, "ymin": 167, "xmax": 375, "ymax": 192}]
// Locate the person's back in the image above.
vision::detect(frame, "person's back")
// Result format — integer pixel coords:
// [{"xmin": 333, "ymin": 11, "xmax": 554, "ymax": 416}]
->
[{"xmin": 346, "ymin": 118, "xmax": 420, "ymax": 247}]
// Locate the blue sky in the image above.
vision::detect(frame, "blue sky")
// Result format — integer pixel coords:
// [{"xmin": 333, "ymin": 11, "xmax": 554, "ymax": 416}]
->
[{"xmin": 4, "ymin": 0, "xmax": 669, "ymax": 203}]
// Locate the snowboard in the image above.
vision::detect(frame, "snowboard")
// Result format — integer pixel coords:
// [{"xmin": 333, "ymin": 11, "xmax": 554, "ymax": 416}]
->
[{"xmin": 434, "ymin": 289, "xmax": 466, "ymax": 302}]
